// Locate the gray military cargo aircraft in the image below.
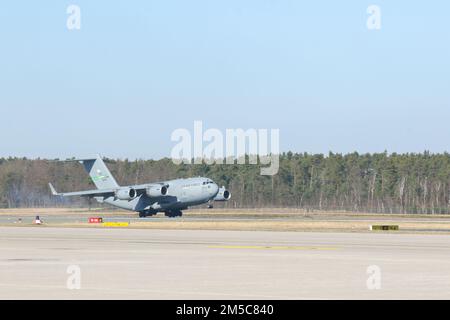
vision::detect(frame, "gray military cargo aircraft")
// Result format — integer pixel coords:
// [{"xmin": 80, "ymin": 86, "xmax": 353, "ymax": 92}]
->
[{"xmin": 49, "ymin": 155, "xmax": 231, "ymax": 217}]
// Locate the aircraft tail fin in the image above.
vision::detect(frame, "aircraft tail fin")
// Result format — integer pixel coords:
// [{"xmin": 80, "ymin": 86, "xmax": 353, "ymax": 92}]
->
[{"xmin": 64, "ymin": 155, "xmax": 120, "ymax": 190}]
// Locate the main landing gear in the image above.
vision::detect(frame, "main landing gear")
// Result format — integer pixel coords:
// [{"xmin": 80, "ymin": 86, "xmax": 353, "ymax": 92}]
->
[
  {"xmin": 138, "ymin": 210, "xmax": 157, "ymax": 218},
  {"xmin": 164, "ymin": 210, "xmax": 183, "ymax": 218},
  {"xmin": 138, "ymin": 210, "xmax": 183, "ymax": 218}
]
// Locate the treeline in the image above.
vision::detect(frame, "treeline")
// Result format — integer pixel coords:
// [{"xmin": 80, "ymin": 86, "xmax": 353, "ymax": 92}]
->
[{"xmin": 1, "ymin": 152, "xmax": 450, "ymax": 214}]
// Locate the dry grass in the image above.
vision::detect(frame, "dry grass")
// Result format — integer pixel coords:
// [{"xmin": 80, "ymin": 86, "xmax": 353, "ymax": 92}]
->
[
  {"xmin": 2, "ymin": 207, "xmax": 450, "ymax": 218},
  {"xmin": 8, "ymin": 219, "xmax": 446, "ymax": 234},
  {"xmin": 127, "ymin": 220, "xmax": 450, "ymax": 232},
  {"xmin": 1, "ymin": 208, "xmax": 450, "ymax": 233}
]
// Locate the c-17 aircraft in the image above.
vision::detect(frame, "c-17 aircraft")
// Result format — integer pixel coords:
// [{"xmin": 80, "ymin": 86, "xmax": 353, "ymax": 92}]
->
[{"xmin": 48, "ymin": 155, "xmax": 231, "ymax": 217}]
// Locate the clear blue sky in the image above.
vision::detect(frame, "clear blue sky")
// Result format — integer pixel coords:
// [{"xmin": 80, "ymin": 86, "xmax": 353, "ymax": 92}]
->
[{"xmin": 0, "ymin": 1, "xmax": 449, "ymax": 159}]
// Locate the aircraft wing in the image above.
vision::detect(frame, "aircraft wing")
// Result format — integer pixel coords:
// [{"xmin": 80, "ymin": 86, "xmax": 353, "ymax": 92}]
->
[
  {"xmin": 49, "ymin": 182, "xmax": 168, "ymax": 198},
  {"xmin": 48, "ymin": 183, "xmax": 116, "ymax": 198}
]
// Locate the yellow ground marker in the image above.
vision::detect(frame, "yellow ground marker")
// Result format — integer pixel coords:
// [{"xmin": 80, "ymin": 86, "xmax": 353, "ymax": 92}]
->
[
  {"xmin": 102, "ymin": 222, "xmax": 129, "ymax": 227},
  {"xmin": 208, "ymin": 245, "xmax": 339, "ymax": 251}
]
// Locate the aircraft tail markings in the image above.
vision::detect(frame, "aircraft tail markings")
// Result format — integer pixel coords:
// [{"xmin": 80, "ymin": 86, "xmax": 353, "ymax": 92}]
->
[{"xmin": 61, "ymin": 155, "xmax": 120, "ymax": 189}]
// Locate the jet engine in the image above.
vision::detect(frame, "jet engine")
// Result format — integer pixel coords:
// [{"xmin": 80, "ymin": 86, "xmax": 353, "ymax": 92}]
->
[
  {"xmin": 115, "ymin": 188, "xmax": 137, "ymax": 200},
  {"xmin": 146, "ymin": 185, "xmax": 168, "ymax": 197},
  {"xmin": 214, "ymin": 187, "xmax": 231, "ymax": 201}
]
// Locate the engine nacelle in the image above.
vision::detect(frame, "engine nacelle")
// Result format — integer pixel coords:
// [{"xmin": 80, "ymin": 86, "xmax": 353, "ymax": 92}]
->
[
  {"xmin": 115, "ymin": 188, "xmax": 137, "ymax": 200},
  {"xmin": 214, "ymin": 187, "xmax": 231, "ymax": 201},
  {"xmin": 146, "ymin": 185, "xmax": 168, "ymax": 197}
]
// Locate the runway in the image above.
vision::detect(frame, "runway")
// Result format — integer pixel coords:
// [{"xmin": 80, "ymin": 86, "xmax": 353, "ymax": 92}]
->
[{"xmin": 1, "ymin": 226, "xmax": 450, "ymax": 299}]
